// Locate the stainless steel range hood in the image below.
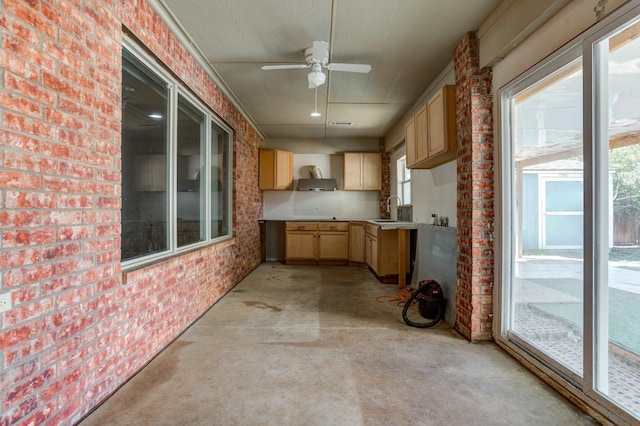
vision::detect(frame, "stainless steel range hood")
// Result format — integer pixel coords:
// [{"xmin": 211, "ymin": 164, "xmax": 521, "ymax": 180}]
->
[{"xmin": 296, "ymin": 178, "xmax": 338, "ymax": 191}]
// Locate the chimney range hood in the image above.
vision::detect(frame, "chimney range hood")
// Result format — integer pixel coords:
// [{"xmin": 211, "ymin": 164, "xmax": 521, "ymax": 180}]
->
[{"xmin": 296, "ymin": 178, "xmax": 338, "ymax": 191}]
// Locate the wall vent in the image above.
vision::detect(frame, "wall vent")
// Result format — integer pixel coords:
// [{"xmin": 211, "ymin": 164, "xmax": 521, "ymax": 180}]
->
[{"xmin": 329, "ymin": 121, "xmax": 353, "ymax": 126}]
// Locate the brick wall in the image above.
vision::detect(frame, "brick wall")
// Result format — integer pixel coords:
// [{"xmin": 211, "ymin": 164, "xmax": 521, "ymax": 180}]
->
[
  {"xmin": 453, "ymin": 32, "xmax": 494, "ymax": 342},
  {"xmin": 0, "ymin": 1, "xmax": 263, "ymax": 424},
  {"xmin": 380, "ymin": 149, "xmax": 391, "ymax": 219}
]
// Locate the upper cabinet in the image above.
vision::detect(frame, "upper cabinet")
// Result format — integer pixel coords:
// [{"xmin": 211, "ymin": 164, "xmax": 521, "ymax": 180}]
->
[
  {"xmin": 405, "ymin": 85, "xmax": 457, "ymax": 169},
  {"xmin": 134, "ymin": 154, "xmax": 166, "ymax": 191},
  {"xmin": 259, "ymin": 148, "xmax": 293, "ymax": 190},
  {"xmin": 343, "ymin": 152, "xmax": 381, "ymax": 191}
]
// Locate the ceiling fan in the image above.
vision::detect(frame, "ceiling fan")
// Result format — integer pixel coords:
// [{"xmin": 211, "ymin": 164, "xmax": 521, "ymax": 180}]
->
[{"xmin": 261, "ymin": 40, "xmax": 372, "ymax": 89}]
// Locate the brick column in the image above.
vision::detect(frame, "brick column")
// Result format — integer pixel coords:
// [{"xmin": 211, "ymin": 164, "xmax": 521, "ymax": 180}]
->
[
  {"xmin": 380, "ymin": 149, "xmax": 391, "ymax": 219},
  {"xmin": 453, "ymin": 32, "xmax": 494, "ymax": 341}
]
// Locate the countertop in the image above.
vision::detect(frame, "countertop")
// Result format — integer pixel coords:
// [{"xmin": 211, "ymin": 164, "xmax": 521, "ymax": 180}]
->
[
  {"xmin": 259, "ymin": 217, "xmax": 420, "ymax": 230},
  {"xmin": 363, "ymin": 220, "xmax": 419, "ymax": 230}
]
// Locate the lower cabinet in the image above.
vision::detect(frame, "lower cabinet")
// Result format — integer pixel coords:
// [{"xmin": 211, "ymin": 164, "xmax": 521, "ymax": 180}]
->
[
  {"xmin": 365, "ymin": 223, "xmax": 409, "ymax": 281},
  {"xmin": 348, "ymin": 221, "xmax": 366, "ymax": 264},
  {"xmin": 285, "ymin": 221, "xmax": 349, "ymax": 265}
]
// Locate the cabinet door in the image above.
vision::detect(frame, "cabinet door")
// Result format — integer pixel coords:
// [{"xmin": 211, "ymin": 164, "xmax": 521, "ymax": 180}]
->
[
  {"xmin": 427, "ymin": 89, "xmax": 446, "ymax": 157},
  {"xmin": 134, "ymin": 155, "xmax": 166, "ymax": 191},
  {"xmin": 259, "ymin": 149, "xmax": 275, "ymax": 190},
  {"xmin": 415, "ymin": 105, "xmax": 429, "ymax": 163},
  {"xmin": 349, "ymin": 223, "xmax": 366, "ymax": 263},
  {"xmin": 343, "ymin": 153, "xmax": 362, "ymax": 190},
  {"xmin": 275, "ymin": 150, "xmax": 293, "ymax": 190},
  {"xmin": 370, "ymin": 236, "xmax": 379, "ymax": 274},
  {"xmin": 260, "ymin": 149, "xmax": 293, "ymax": 190},
  {"xmin": 286, "ymin": 231, "xmax": 316, "ymax": 260},
  {"xmin": 362, "ymin": 153, "xmax": 381, "ymax": 190},
  {"xmin": 404, "ymin": 117, "xmax": 416, "ymax": 168},
  {"xmin": 365, "ymin": 235, "xmax": 373, "ymax": 267},
  {"xmin": 317, "ymin": 232, "xmax": 348, "ymax": 260}
]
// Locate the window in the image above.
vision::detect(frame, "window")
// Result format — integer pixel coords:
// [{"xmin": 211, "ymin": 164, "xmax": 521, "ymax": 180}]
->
[
  {"xmin": 121, "ymin": 43, "xmax": 232, "ymax": 267},
  {"xmin": 397, "ymin": 155, "xmax": 411, "ymax": 205},
  {"xmin": 500, "ymin": 4, "xmax": 640, "ymax": 422}
]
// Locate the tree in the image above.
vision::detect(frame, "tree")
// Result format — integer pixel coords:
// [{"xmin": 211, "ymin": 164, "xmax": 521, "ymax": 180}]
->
[{"xmin": 610, "ymin": 143, "xmax": 640, "ymax": 245}]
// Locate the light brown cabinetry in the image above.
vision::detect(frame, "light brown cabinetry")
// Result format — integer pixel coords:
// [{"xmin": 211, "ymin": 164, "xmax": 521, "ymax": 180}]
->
[
  {"xmin": 414, "ymin": 105, "xmax": 429, "ymax": 164},
  {"xmin": 134, "ymin": 154, "xmax": 166, "ymax": 191},
  {"xmin": 405, "ymin": 85, "xmax": 457, "ymax": 169},
  {"xmin": 404, "ymin": 118, "xmax": 416, "ymax": 167},
  {"xmin": 318, "ymin": 222, "xmax": 349, "ymax": 261},
  {"xmin": 365, "ymin": 223, "xmax": 409, "ymax": 281},
  {"xmin": 285, "ymin": 221, "xmax": 349, "ymax": 265},
  {"xmin": 343, "ymin": 152, "xmax": 381, "ymax": 191},
  {"xmin": 348, "ymin": 221, "xmax": 366, "ymax": 264},
  {"xmin": 259, "ymin": 149, "xmax": 293, "ymax": 190}
]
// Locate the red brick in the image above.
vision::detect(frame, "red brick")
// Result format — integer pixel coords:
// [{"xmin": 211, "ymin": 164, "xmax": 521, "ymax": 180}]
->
[
  {"xmin": 3, "ymin": 229, "xmax": 57, "ymax": 248},
  {"xmin": 0, "ymin": 321, "xmax": 42, "ymax": 350},
  {"xmin": 5, "ymin": 368, "xmax": 54, "ymax": 409},
  {"xmin": 0, "ymin": 210, "xmax": 40, "ymax": 229},
  {"xmin": 454, "ymin": 32, "xmax": 494, "ymax": 342},
  {"xmin": 5, "ymin": 72, "xmax": 57, "ymax": 105}
]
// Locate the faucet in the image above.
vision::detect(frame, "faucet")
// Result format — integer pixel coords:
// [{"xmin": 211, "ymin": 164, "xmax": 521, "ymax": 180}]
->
[{"xmin": 385, "ymin": 194, "xmax": 403, "ymax": 213}]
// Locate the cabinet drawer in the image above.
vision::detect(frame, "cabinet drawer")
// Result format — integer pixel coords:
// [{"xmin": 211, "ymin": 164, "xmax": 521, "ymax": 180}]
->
[
  {"xmin": 285, "ymin": 221, "xmax": 318, "ymax": 231},
  {"xmin": 318, "ymin": 222, "xmax": 348, "ymax": 232},
  {"xmin": 365, "ymin": 223, "xmax": 379, "ymax": 237}
]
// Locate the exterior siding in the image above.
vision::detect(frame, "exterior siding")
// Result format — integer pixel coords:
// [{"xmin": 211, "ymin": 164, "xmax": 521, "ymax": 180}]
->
[{"xmin": 0, "ymin": 1, "xmax": 263, "ymax": 424}]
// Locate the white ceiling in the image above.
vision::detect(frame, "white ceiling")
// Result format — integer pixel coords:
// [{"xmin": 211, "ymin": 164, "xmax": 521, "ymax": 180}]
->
[{"xmin": 156, "ymin": 0, "xmax": 502, "ymax": 141}]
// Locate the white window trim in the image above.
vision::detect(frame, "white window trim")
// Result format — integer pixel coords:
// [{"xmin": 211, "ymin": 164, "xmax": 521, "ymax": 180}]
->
[{"xmin": 122, "ymin": 36, "xmax": 234, "ymax": 270}]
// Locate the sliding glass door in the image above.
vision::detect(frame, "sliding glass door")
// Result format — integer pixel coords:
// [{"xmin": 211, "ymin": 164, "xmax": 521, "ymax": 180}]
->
[
  {"xmin": 504, "ymin": 52, "xmax": 585, "ymax": 380},
  {"xmin": 502, "ymin": 5, "xmax": 640, "ymax": 422},
  {"xmin": 591, "ymin": 14, "xmax": 640, "ymax": 419}
]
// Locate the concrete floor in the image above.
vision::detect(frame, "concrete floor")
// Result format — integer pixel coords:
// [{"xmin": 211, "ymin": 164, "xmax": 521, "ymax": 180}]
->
[{"xmin": 80, "ymin": 263, "xmax": 597, "ymax": 425}]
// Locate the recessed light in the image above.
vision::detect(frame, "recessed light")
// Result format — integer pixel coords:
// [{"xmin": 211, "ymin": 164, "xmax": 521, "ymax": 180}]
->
[
  {"xmin": 148, "ymin": 113, "xmax": 163, "ymax": 119},
  {"xmin": 310, "ymin": 111, "xmax": 321, "ymax": 117}
]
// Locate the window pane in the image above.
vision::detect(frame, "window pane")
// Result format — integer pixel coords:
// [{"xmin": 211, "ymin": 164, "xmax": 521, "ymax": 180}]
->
[
  {"xmin": 177, "ymin": 95, "xmax": 206, "ymax": 247},
  {"xmin": 594, "ymin": 16, "xmax": 640, "ymax": 418},
  {"xmin": 402, "ymin": 182, "xmax": 411, "ymax": 206},
  {"xmin": 121, "ymin": 52, "xmax": 169, "ymax": 261},
  {"xmin": 397, "ymin": 155, "xmax": 411, "ymax": 205},
  {"xmin": 545, "ymin": 180, "xmax": 583, "ymax": 211},
  {"xmin": 508, "ymin": 55, "xmax": 584, "ymax": 377},
  {"xmin": 211, "ymin": 121, "xmax": 229, "ymax": 238}
]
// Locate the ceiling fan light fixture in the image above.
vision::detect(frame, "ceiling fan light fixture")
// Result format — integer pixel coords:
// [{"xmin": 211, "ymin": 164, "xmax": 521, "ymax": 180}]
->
[{"xmin": 307, "ymin": 64, "xmax": 326, "ymax": 89}]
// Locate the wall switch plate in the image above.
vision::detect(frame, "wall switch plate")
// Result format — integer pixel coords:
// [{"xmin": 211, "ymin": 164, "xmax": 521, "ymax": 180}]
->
[{"xmin": 0, "ymin": 292, "xmax": 12, "ymax": 313}]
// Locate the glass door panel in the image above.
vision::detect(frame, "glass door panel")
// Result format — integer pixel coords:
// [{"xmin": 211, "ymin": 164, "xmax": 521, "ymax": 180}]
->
[
  {"xmin": 507, "ymin": 55, "xmax": 584, "ymax": 377},
  {"xmin": 594, "ymin": 16, "xmax": 640, "ymax": 418}
]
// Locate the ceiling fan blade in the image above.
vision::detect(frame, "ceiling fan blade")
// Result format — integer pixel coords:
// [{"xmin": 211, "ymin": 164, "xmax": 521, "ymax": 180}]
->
[
  {"xmin": 326, "ymin": 63, "xmax": 372, "ymax": 73},
  {"xmin": 261, "ymin": 64, "xmax": 309, "ymax": 70}
]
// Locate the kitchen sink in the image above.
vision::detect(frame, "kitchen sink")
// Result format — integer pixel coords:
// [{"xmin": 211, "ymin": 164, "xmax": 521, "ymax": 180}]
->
[{"xmin": 372, "ymin": 219, "xmax": 398, "ymax": 223}]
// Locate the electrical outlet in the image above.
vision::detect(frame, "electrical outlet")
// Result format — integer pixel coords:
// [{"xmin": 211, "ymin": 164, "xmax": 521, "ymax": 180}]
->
[{"xmin": 0, "ymin": 292, "xmax": 12, "ymax": 313}]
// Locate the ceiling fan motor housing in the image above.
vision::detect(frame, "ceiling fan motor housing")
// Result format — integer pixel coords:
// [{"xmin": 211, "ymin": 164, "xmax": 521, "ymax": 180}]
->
[{"xmin": 305, "ymin": 41, "xmax": 329, "ymax": 65}]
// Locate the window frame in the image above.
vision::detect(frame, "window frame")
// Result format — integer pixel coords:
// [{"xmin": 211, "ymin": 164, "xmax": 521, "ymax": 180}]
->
[{"xmin": 122, "ymin": 38, "xmax": 233, "ymax": 270}]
